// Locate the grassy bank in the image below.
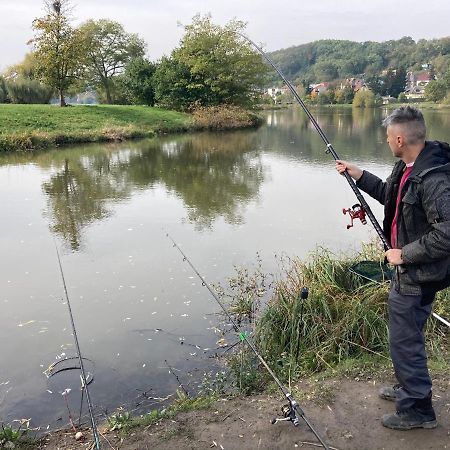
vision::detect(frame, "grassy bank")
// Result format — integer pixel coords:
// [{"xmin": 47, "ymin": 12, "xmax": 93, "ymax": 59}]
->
[{"xmin": 0, "ymin": 104, "xmax": 262, "ymax": 152}]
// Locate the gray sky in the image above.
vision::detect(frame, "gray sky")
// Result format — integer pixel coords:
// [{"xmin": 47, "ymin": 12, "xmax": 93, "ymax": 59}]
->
[{"xmin": 1, "ymin": 0, "xmax": 450, "ymax": 71}]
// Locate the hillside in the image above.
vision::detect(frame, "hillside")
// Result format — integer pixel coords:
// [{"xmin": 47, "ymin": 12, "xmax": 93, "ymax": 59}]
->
[{"xmin": 267, "ymin": 36, "xmax": 450, "ymax": 84}]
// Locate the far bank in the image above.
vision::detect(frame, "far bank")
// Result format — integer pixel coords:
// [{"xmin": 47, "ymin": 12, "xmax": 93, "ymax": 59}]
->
[{"xmin": 0, "ymin": 104, "xmax": 262, "ymax": 152}]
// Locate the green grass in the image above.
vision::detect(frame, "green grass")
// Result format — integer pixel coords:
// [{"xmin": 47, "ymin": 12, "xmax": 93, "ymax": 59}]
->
[
  {"xmin": 106, "ymin": 391, "xmax": 217, "ymax": 435},
  {"xmin": 0, "ymin": 104, "xmax": 192, "ymax": 152}
]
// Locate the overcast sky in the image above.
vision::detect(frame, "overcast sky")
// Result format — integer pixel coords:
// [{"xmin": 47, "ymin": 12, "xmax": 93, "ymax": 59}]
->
[{"xmin": 1, "ymin": 0, "xmax": 450, "ymax": 71}]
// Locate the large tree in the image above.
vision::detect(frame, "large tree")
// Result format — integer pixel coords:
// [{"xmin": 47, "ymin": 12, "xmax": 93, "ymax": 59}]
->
[
  {"xmin": 78, "ymin": 19, "xmax": 146, "ymax": 104},
  {"xmin": 29, "ymin": 0, "xmax": 82, "ymax": 106},
  {"xmin": 154, "ymin": 15, "xmax": 269, "ymax": 110}
]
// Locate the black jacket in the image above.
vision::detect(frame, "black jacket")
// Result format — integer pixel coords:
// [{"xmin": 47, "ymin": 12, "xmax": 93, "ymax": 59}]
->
[{"xmin": 356, "ymin": 140, "xmax": 450, "ymax": 295}]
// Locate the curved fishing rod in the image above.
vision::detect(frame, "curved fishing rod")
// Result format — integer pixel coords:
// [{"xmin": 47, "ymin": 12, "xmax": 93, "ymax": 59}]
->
[
  {"xmin": 55, "ymin": 244, "xmax": 101, "ymax": 449},
  {"xmin": 238, "ymin": 33, "xmax": 450, "ymax": 329},
  {"xmin": 237, "ymin": 32, "xmax": 389, "ymax": 250},
  {"xmin": 166, "ymin": 232, "xmax": 330, "ymax": 450}
]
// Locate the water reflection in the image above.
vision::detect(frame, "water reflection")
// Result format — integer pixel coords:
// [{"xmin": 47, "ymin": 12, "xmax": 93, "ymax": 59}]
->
[{"xmin": 39, "ymin": 131, "xmax": 264, "ymax": 249}]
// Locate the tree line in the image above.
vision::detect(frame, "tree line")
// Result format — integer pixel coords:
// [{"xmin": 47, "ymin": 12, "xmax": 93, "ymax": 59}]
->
[
  {"xmin": 0, "ymin": 1, "xmax": 268, "ymax": 109},
  {"xmin": 268, "ymin": 37, "xmax": 450, "ymax": 102}
]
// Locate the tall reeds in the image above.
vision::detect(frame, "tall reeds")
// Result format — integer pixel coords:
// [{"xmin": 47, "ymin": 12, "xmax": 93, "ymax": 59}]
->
[{"xmin": 251, "ymin": 243, "xmax": 449, "ymax": 383}]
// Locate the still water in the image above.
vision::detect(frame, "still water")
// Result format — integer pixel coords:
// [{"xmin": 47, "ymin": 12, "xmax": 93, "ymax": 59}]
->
[{"xmin": 1, "ymin": 107, "xmax": 449, "ymax": 429}]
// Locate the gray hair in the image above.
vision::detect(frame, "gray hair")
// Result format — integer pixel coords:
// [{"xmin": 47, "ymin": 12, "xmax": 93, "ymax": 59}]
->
[{"xmin": 382, "ymin": 106, "xmax": 426, "ymax": 144}]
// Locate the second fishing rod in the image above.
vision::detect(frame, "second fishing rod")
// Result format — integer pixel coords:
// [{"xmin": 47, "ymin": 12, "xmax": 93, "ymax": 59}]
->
[{"xmin": 166, "ymin": 232, "xmax": 331, "ymax": 450}]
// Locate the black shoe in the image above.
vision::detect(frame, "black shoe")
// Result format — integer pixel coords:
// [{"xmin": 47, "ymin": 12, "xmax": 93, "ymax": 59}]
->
[
  {"xmin": 378, "ymin": 384, "xmax": 401, "ymax": 402},
  {"xmin": 382, "ymin": 407, "xmax": 437, "ymax": 430}
]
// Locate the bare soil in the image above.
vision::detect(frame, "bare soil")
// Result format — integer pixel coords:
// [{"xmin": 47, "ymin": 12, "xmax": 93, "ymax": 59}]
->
[{"xmin": 36, "ymin": 373, "xmax": 450, "ymax": 450}]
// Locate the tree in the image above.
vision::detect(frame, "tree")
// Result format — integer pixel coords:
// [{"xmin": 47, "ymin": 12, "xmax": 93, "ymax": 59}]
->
[
  {"xmin": 29, "ymin": 0, "xmax": 82, "ymax": 106},
  {"xmin": 335, "ymin": 85, "xmax": 354, "ymax": 104},
  {"xmin": 382, "ymin": 67, "xmax": 407, "ymax": 97},
  {"xmin": 154, "ymin": 14, "xmax": 269, "ymax": 110},
  {"xmin": 78, "ymin": 19, "xmax": 146, "ymax": 104},
  {"xmin": 425, "ymin": 80, "xmax": 447, "ymax": 102},
  {"xmin": 353, "ymin": 89, "xmax": 375, "ymax": 107},
  {"xmin": 121, "ymin": 57, "xmax": 156, "ymax": 105}
]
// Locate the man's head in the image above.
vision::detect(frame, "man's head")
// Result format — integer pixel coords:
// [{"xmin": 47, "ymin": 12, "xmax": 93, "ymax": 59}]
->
[{"xmin": 382, "ymin": 106, "xmax": 426, "ymax": 159}]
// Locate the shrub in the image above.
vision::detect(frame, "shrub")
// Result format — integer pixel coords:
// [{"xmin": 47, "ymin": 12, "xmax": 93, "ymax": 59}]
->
[
  {"xmin": 6, "ymin": 79, "xmax": 53, "ymax": 104},
  {"xmin": 191, "ymin": 104, "xmax": 262, "ymax": 130},
  {"xmin": 0, "ymin": 76, "xmax": 8, "ymax": 103}
]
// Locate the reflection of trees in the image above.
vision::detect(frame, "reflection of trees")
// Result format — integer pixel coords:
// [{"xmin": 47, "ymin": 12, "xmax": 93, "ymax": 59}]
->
[
  {"xmin": 42, "ymin": 156, "xmax": 132, "ymax": 250},
  {"xmin": 39, "ymin": 131, "xmax": 264, "ymax": 248},
  {"xmin": 121, "ymin": 132, "xmax": 264, "ymax": 228},
  {"xmin": 260, "ymin": 106, "xmax": 393, "ymax": 163}
]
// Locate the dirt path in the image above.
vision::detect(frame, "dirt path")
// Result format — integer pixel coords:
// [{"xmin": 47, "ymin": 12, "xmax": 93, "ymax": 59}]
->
[{"xmin": 37, "ymin": 375, "xmax": 450, "ymax": 450}]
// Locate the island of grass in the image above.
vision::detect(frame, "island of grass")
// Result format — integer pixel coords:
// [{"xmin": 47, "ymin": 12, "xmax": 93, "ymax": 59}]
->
[{"xmin": 0, "ymin": 104, "xmax": 262, "ymax": 152}]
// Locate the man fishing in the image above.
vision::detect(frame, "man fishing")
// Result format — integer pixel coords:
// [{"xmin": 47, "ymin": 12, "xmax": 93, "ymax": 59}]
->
[{"xmin": 336, "ymin": 106, "xmax": 450, "ymax": 431}]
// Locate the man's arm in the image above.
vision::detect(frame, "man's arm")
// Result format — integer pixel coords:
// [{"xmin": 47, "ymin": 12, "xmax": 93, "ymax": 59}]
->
[{"xmin": 401, "ymin": 174, "xmax": 450, "ymax": 264}]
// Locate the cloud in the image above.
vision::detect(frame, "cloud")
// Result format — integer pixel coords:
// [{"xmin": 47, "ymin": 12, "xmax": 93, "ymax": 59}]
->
[{"xmin": 1, "ymin": 0, "xmax": 450, "ymax": 71}]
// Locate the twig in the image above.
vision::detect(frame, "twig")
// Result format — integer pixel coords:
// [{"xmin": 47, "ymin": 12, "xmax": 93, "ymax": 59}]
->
[
  {"xmin": 221, "ymin": 412, "xmax": 232, "ymax": 421},
  {"xmin": 99, "ymin": 430, "xmax": 116, "ymax": 450},
  {"xmin": 300, "ymin": 442, "xmax": 339, "ymax": 450}
]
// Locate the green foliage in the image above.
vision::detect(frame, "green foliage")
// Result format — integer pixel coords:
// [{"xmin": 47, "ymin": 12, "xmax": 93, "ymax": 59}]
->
[
  {"xmin": 154, "ymin": 14, "xmax": 269, "ymax": 110},
  {"xmin": 255, "ymin": 245, "xmax": 391, "ymax": 381},
  {"xmin": 353, "ymin": 89, "xmax": 376, "ymax": 107},
  {"xmin": 268, "ymin": 37, "xmax": 450, "ymax": 99},
  {"xmin": 120, "ymin": 57, "xmax": 156, "ymax": 105},
  {"xmin": 30, "ymin": 0, "xmax": 83, "ymax": 106},
  {"xmin": 0, "ymin": 77, "xmax": 8, "ymax": 103},
  {"xmin": 0, "ymin": 423, "xmax": 32, "ymax": 447},
  {"xmin": 228, "ymin": 347, "xmax": 266, "ymax": 395},
  {"xmin": 3, "ymin": 53, "xmax": 40, "ymax": 80},
  {"xmin": 6, "ymin": 79, "xmax": 53, "ymax": 104},
  {"xmin": 78, "ymin": 19, "xmax": 146, "ymax": 104},
  {"xmin": 107, "ymin": 409, "xmax": 132, "ymax": 431},
  {"xmin": 334, "ymin": 86, "xmax": 354, "ymax": 104},
  {"xmin": 425, "ymin": 80, "xmax": 448, "ymax": 102}
]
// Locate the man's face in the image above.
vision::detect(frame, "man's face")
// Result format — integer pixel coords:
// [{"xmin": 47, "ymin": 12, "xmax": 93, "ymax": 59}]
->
[{"xmin": 386, "ymin": 125, "xmax": 404, "ymax": 158}]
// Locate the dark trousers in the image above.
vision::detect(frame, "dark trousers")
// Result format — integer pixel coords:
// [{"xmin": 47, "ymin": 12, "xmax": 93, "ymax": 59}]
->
[{"xmin": 388, "ymin": 286, "xmax": 434, "ymax": 411}]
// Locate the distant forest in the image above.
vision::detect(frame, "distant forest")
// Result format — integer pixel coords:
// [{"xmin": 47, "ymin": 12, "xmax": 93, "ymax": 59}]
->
[{"xmin": 267, "ymin": 36, "xmax": 450, "ymax": 84}]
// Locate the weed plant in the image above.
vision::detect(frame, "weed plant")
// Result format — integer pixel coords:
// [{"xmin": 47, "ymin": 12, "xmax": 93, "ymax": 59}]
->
[{"xmin": 252, "ymin": 242, "xmax": 449, "ymax": 384}]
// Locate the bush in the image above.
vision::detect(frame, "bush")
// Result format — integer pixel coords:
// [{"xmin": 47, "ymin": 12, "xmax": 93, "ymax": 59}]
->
[
  {"xmin": 191, "ymin": 105, "xmax": 262, "ymax": 130},
  {"xmin": 6, "ymin": 79, "xmax": 53, "ymax": 104},
  {"xmin": 0, "ymin": 77, "xmax": 8, "ymax": 103}
]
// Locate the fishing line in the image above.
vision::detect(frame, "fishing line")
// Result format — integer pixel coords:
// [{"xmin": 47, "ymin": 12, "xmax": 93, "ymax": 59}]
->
[
  {"xmin": 166, "ymin": 232, "xmax": 330, "ymax": 450},
  {"xmin": 54, "ymin": 243, "xmax": 101, "ymax": 449},
  {"xmin": 236, "ymin": 32, "xmax": 450, "ymax": 329}
]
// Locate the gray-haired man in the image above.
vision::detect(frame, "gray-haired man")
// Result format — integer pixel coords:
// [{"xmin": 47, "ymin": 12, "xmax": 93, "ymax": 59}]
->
[{"xmin": 336, "ymin": 106, "xmax": 450, "ymax": 430}]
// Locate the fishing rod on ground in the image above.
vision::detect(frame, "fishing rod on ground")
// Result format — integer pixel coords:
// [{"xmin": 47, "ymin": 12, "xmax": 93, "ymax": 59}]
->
[
  {"xmin": 166, "ymin": 232, "xmax": 331, "ymax": 450},
  {"xmin": 54, "ymin": 243, "xmax": 101, "ymax": 449},
  {"xmin": 237, "ymin": 32, "xmax": 450, "ymax": 329}
]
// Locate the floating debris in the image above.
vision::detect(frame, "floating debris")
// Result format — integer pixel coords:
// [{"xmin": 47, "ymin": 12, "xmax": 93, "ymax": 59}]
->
[{"xmin": 17, "ymin": 320, "xmax": 36, "ymax": 327}]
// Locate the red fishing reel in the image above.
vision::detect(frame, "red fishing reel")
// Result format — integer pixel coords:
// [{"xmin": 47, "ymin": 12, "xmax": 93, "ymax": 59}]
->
[{"xmin": 343, "ymin": 204, "xmax": 367, "ymax": 229}]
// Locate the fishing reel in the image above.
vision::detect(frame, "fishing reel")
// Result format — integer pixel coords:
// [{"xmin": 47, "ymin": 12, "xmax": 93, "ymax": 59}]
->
[
  {"xmin": 271, "ymin": 404, "xmax": 299, "ymax": 426},
  {"xmin": 343, "ymin": 203, "xmax": 367, "ymax": 229}
]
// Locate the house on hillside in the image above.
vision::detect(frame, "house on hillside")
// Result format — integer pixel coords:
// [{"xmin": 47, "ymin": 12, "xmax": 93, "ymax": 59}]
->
[
  {"xmin": 340, "ymin": 77, "xmax": 367, "ymax": 92},
  {"xmin": 310, "ymin": 82, "xmax": 331, "ymax": 96},
  {"xmin": 405, "ymin": 70, "xmax": 433, "ymax": 99},
  {"xmin": 266, "ymin": 87, "xmax": 283, "ymax": 103}
]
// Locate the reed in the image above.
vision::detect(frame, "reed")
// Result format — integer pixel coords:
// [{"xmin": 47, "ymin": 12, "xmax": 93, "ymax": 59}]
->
[{"xmin": 252, "ymin": 243, "xmax": 449, "ymax": 383}]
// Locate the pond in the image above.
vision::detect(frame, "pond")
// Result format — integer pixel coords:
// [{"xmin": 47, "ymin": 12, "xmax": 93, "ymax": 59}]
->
[{"xmin": 1, "ymin": 106, "xmax": 449, "ymax": 429}]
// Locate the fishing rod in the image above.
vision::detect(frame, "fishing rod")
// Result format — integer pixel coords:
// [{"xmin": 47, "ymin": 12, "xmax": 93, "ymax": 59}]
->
[
  {"xmin": 238, "ymin": 33, "xmax": 450, "ymax": 329},
  {"xmin": 54, "ymin": 243, "xmax": 101, "ymax": 449},
  {"xmin": 166, "ymin": 232, "xmax": 330, "ymax": 450},
  {"xmin": 237, "ymin": 32, "xmax": 387, "ymax": 249}
]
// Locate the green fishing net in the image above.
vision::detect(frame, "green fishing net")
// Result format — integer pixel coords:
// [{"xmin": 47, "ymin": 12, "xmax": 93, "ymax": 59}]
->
[{"xmin": 349, "ymin": 260, "xmax": 394, "ymax": 284}]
